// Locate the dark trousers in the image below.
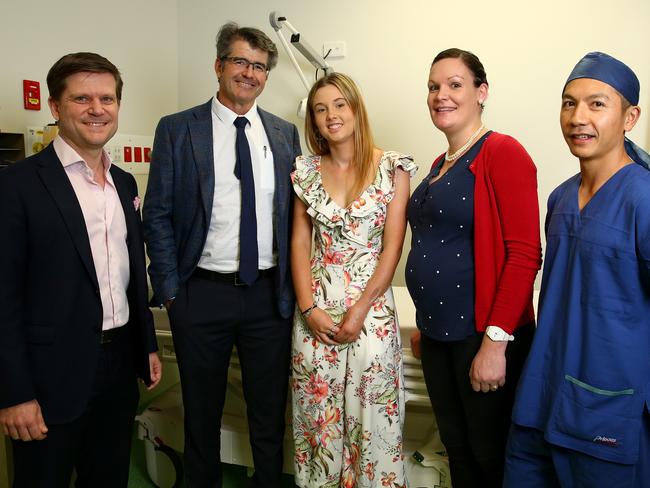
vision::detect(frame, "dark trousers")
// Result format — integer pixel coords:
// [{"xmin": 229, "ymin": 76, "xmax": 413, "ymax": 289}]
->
[
  {"xmin": 420, "ymin": 323, "xmax": 534, "ymax": 488},
  {"xmin": 169, "ymin": 270, "xmax": 292, "ymax": 488},
  {"xmin": 11, "ymin": 327, "xmax": 139, "ymax": 488}
]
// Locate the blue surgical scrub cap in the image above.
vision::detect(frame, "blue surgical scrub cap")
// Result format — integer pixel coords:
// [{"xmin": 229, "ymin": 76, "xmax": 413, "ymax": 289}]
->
[
  {"xmin": 565, "ymin": 51, "xmax": 648, "ymax": 169},
  {"xmin": 565, "ymin": 51, "xmax": 639, "ymax": 105}
]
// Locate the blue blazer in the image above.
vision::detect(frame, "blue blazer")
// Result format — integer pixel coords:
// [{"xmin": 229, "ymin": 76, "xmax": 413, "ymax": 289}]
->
[
  {"xmin": 143, "ymin": 100, "xmax": 302, "ymax": 318},
  {"xmin": 0, "ymin": 144, "xmax": 157, "ymax": 424}
]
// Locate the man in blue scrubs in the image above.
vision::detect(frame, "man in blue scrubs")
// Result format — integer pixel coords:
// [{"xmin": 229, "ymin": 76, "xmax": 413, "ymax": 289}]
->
[{"xmin": 504, "ymin": 52, "xmax": 650, "ymax": 487}]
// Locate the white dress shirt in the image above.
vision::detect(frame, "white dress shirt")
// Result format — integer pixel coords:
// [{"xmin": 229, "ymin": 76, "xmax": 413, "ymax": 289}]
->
[
  {"xmin": 54, "ymin": 136, "xmax": 130, "ymax": 330},
  {"xmin": 198, "ymin": 96, "xmax": 276, "ymax": 272}
]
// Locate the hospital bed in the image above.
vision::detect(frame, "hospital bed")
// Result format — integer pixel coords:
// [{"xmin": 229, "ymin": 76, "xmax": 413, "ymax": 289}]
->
[{"xmin": 137, "ymin": 286, "xmax": 451, "ymax": 487}]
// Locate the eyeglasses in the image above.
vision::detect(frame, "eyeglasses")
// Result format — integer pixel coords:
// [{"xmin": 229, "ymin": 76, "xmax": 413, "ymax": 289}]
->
[{"xmin": 222, "ymin": 56, "xmax": 269, "ymax": 73}]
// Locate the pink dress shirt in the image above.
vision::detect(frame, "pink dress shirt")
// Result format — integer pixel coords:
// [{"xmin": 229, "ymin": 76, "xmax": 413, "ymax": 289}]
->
[{"xmin": 53, "ymin": 136, "xmax": 130, "ymax": 331}]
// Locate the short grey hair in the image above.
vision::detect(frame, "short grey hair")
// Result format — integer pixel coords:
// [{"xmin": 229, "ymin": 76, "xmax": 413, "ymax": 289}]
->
[{"xmin": 216, "ymin": 22, "xmax": 279, "ymax": 71}]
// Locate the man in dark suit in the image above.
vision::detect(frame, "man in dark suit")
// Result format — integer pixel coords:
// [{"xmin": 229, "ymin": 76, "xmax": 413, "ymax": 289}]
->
[
  {"xmin": 0, "ymin": 52, "xmax": 161, "ymax": 488},
  {"xmin": 143, "ymin": 22, "xmax": 301, "ymax": 487}
]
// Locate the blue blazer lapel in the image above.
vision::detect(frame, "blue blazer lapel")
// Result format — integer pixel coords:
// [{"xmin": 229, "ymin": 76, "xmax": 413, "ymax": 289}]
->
[
  {"xmin": 36, "ymin": 145, "xmax": 99, "ymax": 291},
  {"xmin": 259, "ymin": 109, "xmax": 291, "ymax": 219},
  {"xmin": 189, "ymin": 100, "xmax": 215, "ymax": 220}
]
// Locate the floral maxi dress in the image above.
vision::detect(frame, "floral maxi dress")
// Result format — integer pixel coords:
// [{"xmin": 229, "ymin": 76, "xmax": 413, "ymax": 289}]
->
[{"xmin": 291, "ymin": 151, "xmax": 417, "ymax": 488}]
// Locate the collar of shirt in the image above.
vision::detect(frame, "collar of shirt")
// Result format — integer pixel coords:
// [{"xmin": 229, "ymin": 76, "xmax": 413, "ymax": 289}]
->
[
  {"xmin": 212, "ymin": 95, "xmax": 261, "ymax": 127},
  {"xmin": 53, "ymin": 135, "xmax": 113, "ymax": 180}
]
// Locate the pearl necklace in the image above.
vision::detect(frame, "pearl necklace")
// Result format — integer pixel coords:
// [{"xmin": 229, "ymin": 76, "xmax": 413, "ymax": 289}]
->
[{"xmin": 445, "ymin": 124, "xmax": 485, "ymax": 162}]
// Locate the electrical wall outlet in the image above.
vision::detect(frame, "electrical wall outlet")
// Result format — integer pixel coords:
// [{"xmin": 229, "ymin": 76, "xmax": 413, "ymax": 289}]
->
[
  {"xmin": 323, "ymin": 41, "xmax": 346, "ymax": 59},
  {"xmin": 107, "ymin": 133, "xmax": 153, "ymax": 174}
]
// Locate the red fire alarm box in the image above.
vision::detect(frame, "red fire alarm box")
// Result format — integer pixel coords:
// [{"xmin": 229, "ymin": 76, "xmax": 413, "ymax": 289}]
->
[{"xmin": 23, "ymin": 80, "xmax": 41, "ymax": 111}]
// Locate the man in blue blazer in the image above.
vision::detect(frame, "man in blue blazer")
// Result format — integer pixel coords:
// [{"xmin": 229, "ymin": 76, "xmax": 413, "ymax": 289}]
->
[
  {"xmin": 0, "ymin": 52, "xmax": 161, "ymax": 487},
  {"xmin": 143, "ymin": 22, "xmax": 301, "ymax": 487}
]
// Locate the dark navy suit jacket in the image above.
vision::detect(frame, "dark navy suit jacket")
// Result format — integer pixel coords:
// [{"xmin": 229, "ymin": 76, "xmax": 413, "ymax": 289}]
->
[
  {"xmin": 143, "ymin": 100, "xmax": 302, "ymax": 318},
  {"xmin": 0, "ymin": 144, "xmax": 158, "ymax": 424}
]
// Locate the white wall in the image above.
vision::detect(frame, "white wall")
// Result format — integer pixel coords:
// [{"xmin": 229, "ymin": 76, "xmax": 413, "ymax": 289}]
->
[
  {"xmin": 0, "ymin": 0, "xmax": 179, "ymax": 136},
  {"xmin": 1, "ymin": 0, "xmax": 649, "ymax": 284},
  {"xmin": 177, "ymin": 0, "xmax": 650, "ymax": 285}
]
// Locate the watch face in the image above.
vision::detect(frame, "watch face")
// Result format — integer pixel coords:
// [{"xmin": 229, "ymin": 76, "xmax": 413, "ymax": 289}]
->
[{"xmin": 487, "ymin": 327, "xmax": 509, "ymax": 341}]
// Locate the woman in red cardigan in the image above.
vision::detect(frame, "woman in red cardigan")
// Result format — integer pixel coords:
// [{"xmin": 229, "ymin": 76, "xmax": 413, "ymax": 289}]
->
[{"xmin": 406, "ymin": 48, "xmax": 542, "ymax": 488}]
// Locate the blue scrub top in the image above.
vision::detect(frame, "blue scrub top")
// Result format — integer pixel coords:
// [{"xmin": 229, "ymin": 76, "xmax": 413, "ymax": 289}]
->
[{"xmin": 512, "ymin": 163, "xmax": 650, "ymax": 464}]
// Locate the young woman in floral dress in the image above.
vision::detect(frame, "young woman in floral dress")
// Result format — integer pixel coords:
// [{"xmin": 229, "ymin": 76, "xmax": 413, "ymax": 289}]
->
[{"xmin": 290, "ymin": 72, "xmax": 417, "ymax": 488}]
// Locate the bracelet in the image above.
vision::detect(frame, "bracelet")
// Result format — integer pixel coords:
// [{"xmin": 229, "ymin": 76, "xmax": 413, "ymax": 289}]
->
[{"xmin": 301, "ymin": 303, "xmax": 317, "ymax": 318}]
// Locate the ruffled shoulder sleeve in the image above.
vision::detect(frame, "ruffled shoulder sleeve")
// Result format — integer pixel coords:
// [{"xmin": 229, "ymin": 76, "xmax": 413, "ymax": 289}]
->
[
  {"xmin": 291, "ymin": 155, "xmax": 321, "ymax": 205},
  {"xmin": 383, "ymin": 151, "xmax": 418, "ymax": 177},
  {"xmin": 376, "ymin": 151, "xmax": 418, "ymax": 204}
]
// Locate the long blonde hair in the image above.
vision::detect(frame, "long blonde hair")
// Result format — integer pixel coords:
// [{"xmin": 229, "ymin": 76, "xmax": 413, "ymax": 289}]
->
[{"xmin": 305, "ymin": 73, "xmax": 376, "ymax": 200}]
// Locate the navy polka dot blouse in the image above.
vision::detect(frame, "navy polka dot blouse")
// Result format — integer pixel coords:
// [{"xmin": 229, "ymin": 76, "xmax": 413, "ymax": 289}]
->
[{"xmin": 405, "ymin": 132, "xmax": 491, "ymax": 341}]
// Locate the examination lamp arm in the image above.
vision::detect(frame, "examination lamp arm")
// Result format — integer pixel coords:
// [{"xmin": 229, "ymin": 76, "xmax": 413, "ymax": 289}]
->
[{"xmin": 269, "ymin": 11, "xmax": 333, "ymax": 94}]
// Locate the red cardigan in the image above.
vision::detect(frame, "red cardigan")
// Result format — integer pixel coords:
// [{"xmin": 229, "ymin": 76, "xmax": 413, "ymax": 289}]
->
[{"xmin": 434, "ymin": 132, "xmax": 542, "ymax": 333}]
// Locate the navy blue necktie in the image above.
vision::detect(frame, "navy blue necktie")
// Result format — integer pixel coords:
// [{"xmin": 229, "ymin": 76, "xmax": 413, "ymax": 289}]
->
[{"xmin": 233, "ymin": 117, "xmax": 258, "ymax": 285}]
